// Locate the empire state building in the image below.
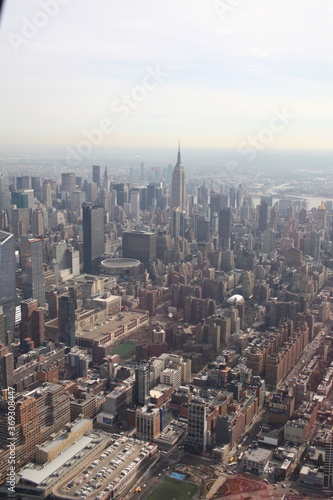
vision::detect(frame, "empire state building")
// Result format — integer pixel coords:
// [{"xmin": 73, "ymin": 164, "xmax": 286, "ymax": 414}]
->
[{"xmin": 171, "ymin": 144, "xmax": 186, "ymax": 212}]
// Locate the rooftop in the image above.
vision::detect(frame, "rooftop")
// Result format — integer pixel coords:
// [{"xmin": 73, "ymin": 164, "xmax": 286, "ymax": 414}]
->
[
  {"xmin": 0, "ymin": 230, "xmax": 13, "ymax": 244},
  {"xmin": 243, "ymin": 447, "xmax": 272, "ymax": 462},
  {"xmin": 18, "ymin": 435, "xmax": 93, "ymax": 486}
]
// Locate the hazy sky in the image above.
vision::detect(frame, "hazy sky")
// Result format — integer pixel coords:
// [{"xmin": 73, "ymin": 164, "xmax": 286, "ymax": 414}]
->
[{"xmin": 1, "ymin": 0, "xmax": 333, "ymax": 150}]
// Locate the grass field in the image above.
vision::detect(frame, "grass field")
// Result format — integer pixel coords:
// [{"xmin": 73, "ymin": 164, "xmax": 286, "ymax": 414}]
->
[
  {"xmin": 110, "ymin": 341, "xmax": 136, "ymax": 359},
  {"xmin": 146, "ymin": 477, "xmax": 197, "ymax": 500}
]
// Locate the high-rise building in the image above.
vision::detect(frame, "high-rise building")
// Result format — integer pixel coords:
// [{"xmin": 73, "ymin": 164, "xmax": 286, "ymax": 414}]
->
[
  {"xmin": 171, "ymin": 145, "xmax": 186, "ymax": 212},
  {"xmin": 197, "ymin": 184, "xmax": 209, "ymax": 206},
  {"xmin": 0, "ymin": 210, "xmax": 9, "ymax": 231},
  {"xmin": 136, "ymin": 406, "xmax": 161, "ymax": 441},
  {"xmin": 130, "ymin": 190, "xmax": 140, "ymax": 222},
  {"xmin": 317, "ymin": 201, "xmax": 327, "ymax": 231},
  {"xmin": 31, "ymin": 177, "xmax": 42, "ymax": 201},
  {"xmin": 67, "ymin": 349, "xmax": 89, "ymax": 377},
  {"xmin": 92, "ymin": 165, "xmax": 101, "ymax": 188},
  {"xmin": 186, "ymin": 397, "xmax": 208, "ymax": 453},
  {"xmin": 51, "ymin": 240, "xmax": 68, "ymax": 270},
  {"xmin": 258, "ymin": 199, "xmax": 268, "ymax": 233},
  {"xmin": 114, "ymin": 183, "xmax": 128, "ymax": 207},
  {"xmin": 0, "ymin": 174, "xmax": 11, "ymax": 216},
  {"xmin": 86, "ymin": 182, "xmax": 98, "ymax": 203},
  {"xmin": 262, "ymin": 229, "xmax": 276, "ymax": 253},
  {"xmin": 103, "ymin": 165, "xmax": 109, "ymax": 191},
  {"xmin": 0, "ymin": 230, "xmax": 16, "ymax": 336},
  {"xmin": 147, "ymin": 182, "xmax": 158, "ymax": 209},
  {"xmin": 0, "ymin": 344, "xmax": 14, "ymax": 390},
  {"xmin": 21, "ymin": 237, "xmax": 45, "ymax": 306},
  {"xmin": 324, "ymin": 427, "xmax": 333, "ymax": 491},
  {"xmin": 19, "ymin": 298, "xmax": 45, "ymax": 347},
  {"xmin": 12, "ymin": 207, "xmax": 29, "ymax": 238},
  {"xmin": 82, "ymin": 203, "xmax": 104, "ymax": 274},
  {"xmin": 122, "ymin": 231, "xmax": 157, "ymax": 264},
  {"xmin": 304, "ymin": 231, "xmax": 321, "ymax": 260},
  {"xmin": 230, "ymin": 185, "xmax": 236, "ymax": 208},
  {"xmin": 0, "ymin": 344, "xmax": 14, "ymax": 389},
  {"xmin": 58, "ymin": 295, "xmax": 76, "ymax": 347},
  {"xmin": 11, "ymin": 191, "xmax": 29, "ymax": 209},
  {"xmin": 196, "ymin": 216, "xmax": 210, "ymax": 242},
  {"xmin": 135, "ymin": 363, "xmax": 150, "ymax": 407},
  {"xmin": 16, "ymin": 176, "xmax": 31, "ymax": 190},
  {"xmin": 171, "ymin": 207, "xmax": 186, "ymax": 239},
  {"xmin": 61, "ymin": 172, "xmax": 76, "ymax": 198},
  {"xmin": 42, "ymin": 180, "xmax": 52, "ymax": 207},
  {"xmin": 218, "ymin": 207, "xmax": 231, "ymax": 249},
  {"xmin": 140, "ymin": 187, "xmax": 147, "ymax": 210},
  {"xmin": 31, "ymin": 208, "xmax": 44, "ymax": 236}
]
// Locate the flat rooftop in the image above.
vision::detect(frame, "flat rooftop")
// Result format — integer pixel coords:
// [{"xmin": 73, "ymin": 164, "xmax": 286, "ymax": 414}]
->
[
  {"xmin": 243, "ymin": 447, "xmax": 272, "ymax": 462},
  {"xmin": 41, "ymin": 419, "xmax": 91, "ymax": 453},
  {"xmin": 54, "ymin": 437, "xmax": 157, "ymax": 500},
  {"xmin": 18, "ymin": 435, "xmax": 94, "ymax": 486},
  {"xmin": 75, "ymin": 310, "xmax": 148, "ymax": 343}
]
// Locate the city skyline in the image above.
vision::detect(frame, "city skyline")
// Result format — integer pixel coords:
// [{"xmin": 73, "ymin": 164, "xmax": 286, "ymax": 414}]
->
[
  {"xmin": 1, "ymin": 2, "xmax": 333, "ymax": 496},
  {"xmin": 1, "ymin": 0, "xmax": 333, "ymax": 151}
]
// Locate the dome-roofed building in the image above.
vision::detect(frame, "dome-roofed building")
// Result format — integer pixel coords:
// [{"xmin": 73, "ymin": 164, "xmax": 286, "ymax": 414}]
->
[{"xmin": 227, "ymin": 294, "xmax": 245, "ymax": 305}]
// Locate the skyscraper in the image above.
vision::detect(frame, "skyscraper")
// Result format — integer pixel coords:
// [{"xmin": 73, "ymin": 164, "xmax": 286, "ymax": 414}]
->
[
  {"xmin": 171, "ymin": 144, "xmax": 186, "ymax": 212},
  {"xmin": 0, "ymin": 173, "xmax": 11, "ymax": 215},
  {"xmin": 0, "ymin": 344, "xmax": 14, "ymax": 389},
  {"xmin": 130, "ymin": 190, "xmax": 140, "ymax": 223},
  {"xmin": 103, "ymin": 165, "xmax": 109, "ymax": 191},
  {"xmin": 19, "ymin": 298, "xmax": 45, "ymax": 347},
  {"xmin": 11, "ymin": 191, "xmax": 29, "ymax": 209},
  {"xmin": 82, "ymin": 203, "xmax": 104, "ymax": 274},
  {"xmin": 171, "ymin": 207, "xmax": 186, "ymax": 239},
  {"xmin": 135, "ymin": 363, "xmax": 150, "ymax": 407},
  {"xmin": 0, "ymin": 230, "xmax": 16, "ymax": 336},
  {"xmin": 122, "ymin": 231, "xmax": 156, "ymax": 263},
  {"xmin": 304, "ymin": 231, "xmax": 321, "ymax": 260},
  {"xmin": 61, "ymin": 172, "xmax": 76, "ymax": 198},
  {"xmin": 21, "ymin": 237, "xmax": 45, "ymax": 306},
  {"xmin": 258, "ymin": 199, "xmax": 268, "ymax": 233},
  {"xmin": 218, "ymin": 207, "xmax": 231, "ymax": 249},
  {"xmin": 92, "ymin": 165, "xmax": 101, "ymax": 188},
  {"xmin": 58, "ymin": 295, "xmax": 76, "ymax": 347},
  {"xmin": 42, "ymin": 180, "xmax": 52, "ymax": 207},
  {"xmin": 324, "ymin": 427, "xmax": 333, "ymax": 491},
  {"xmin": 186, "ymin": 397, "xmax": 208, "ymax": 452},
  {"xmin": 31, "ymin": 208, "xmax": 44, "ymax": 236}
]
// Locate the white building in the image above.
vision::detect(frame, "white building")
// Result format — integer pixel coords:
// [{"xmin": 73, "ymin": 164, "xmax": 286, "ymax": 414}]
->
[{"xmin": 160, "ymin": 367, "xmax": 181, "ymax": 390}]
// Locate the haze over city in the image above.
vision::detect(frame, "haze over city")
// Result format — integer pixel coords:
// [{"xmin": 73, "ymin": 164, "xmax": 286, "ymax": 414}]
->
[
  {"xmin": 1, "ymin": 0, "xmax": 333, "ymax": 152},
  {"xmin": 2, "ymin": 2, "xmax": 333, "ymax": 500}
]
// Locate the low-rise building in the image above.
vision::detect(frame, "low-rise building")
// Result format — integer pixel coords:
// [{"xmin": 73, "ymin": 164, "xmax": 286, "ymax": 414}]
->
[
  {"xmin": 284, "ymin": 419, "xmax": 308, "ymax": 444},
  {"xmin": 242, "ymin": 448, "xmax": 272, "ymax": 474}
]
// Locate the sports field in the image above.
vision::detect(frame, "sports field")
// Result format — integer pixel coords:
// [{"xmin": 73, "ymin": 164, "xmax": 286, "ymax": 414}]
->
[
  {"xmin": 110, "ymin": 341, "xmax": 136, "ymax": 358},
  {"xmin": 147, "ymin": 477, "xmax": 197, "ymax": 500}
]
